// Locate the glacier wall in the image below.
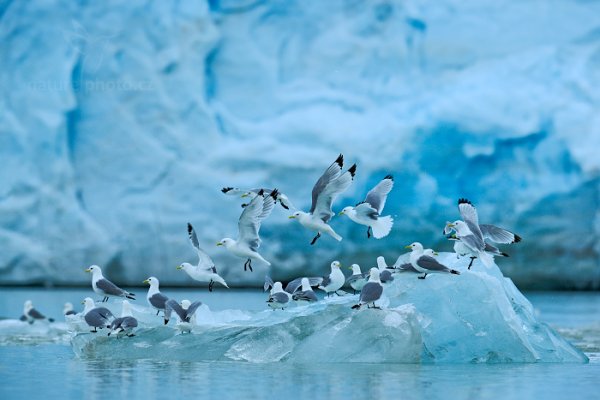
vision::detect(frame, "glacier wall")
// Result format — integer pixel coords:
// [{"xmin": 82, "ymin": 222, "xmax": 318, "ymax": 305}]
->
[{"xmin": 1, "ymin": 0, "xmax": 599, "ymax": 288}]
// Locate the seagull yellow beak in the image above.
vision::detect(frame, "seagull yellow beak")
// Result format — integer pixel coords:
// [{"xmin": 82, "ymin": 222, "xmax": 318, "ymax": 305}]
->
[
  {"xmin": 241, "ymin": 193, "xmax": 249, "ymax": 198},
  {"xmin": 81, "ymin": 300, "xmax": 85, "ymax": 305},
  {"xmin": 288, "ymin": 215, "xmax": 296, "ymax": 219},
  {"xmin": 143, "ymin": 279, "xmax": 150, "ymax": 284},
  {"xmin": 433, "ymin": 252, "xmax": 439, "ymax": 256},
  {"xmin": 405, "ymin": 245, "xmax": 412, "ymax": 249},
  {"xmin": 84, "ymin": 268, "xmax": 91, "ymax": 273},
  {"xmin": 176, "ymin": 265, "xmax": 183, "ymax": 270},
  {"xmin": 338, "ymin": 211, "xmax": 345, "ymax": 216},
  {"xmin": 216, "ymin": 242, "xmax": 223, "ymax": 246}
]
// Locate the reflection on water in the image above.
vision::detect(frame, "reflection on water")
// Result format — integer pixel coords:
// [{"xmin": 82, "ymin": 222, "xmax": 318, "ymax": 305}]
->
[{"xmin": 1, "ymin": 344, "xmax": 599, "ymax": 400}]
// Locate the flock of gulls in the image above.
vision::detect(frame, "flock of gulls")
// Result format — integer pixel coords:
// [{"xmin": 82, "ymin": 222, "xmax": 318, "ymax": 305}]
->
[{"xmin": 18, "ymin": 154, "xmax": 521, "ymax": 336}]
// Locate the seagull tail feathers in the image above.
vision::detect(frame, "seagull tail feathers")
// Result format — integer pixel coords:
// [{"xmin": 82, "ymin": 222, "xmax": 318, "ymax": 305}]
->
[
  {"xmin": 450, "ymin": 269, "xmax": 460, "ymax": 275},
  {"xmin": 371, "ymin": 216, "xmax": 393, "ymax": 239},
  {"xmin": 478, "ymin": 251, "xmax": 495, "ymax": 268},
  {"xmin": 351, "ymin": 304, "xmax": 361, "ymax": 310}
]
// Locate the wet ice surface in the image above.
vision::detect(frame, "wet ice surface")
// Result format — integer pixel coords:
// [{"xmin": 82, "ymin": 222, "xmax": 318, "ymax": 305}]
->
[{"xmin": 1, "ymin": 254, "xmax": 588, "ymax": 363}]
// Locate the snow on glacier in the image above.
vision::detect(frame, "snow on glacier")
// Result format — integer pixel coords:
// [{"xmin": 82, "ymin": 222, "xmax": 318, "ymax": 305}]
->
[
  {"xmin": 1, "ymin": 0, "xmax": 600, "ymax": 288},
  {"xmin": 69, "ymin": 254, "xmax": 588, "ymax": 363}
]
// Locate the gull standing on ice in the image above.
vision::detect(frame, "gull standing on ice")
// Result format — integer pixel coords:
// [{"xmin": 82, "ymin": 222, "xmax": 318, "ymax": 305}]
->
[
  {"xmin": 289, "ymin": 154, "xmax": 356, "ymax": 245},
  {"xmin": 446, "ymin": 233, "xmax": 508, "ymax": 269},
  {"xmin": 406, "ymin": 243, "xmax": 460, "ymax": 279},
  {"xmin": 22, "ymin": 300, "xmax": 54, "ymax": 324},
  {"xmin": 221, "ymin": 187, "xmax": 295, "ymax": 210},
  {"xmin": 339, "ymin": 174, "xmax": 394, "ymax": 238},
  {"xmin": 143, "ymin": 277, "xmax": 169, "ymax": 316},
  {"xmin": 108, "ymin": 300, "xmax": 138, "ymax": 337},
  {"xmin": 291, "ymin": 278, "xmax": 319, "ymax": 303},
  {"xmin": 318, "ymin": 261, "xmax": 346, "ymax": 297},
  {"xmin": 445, "ymin": 198, "xmax": 521, "ymax": 269},
  {"xmin": 63, "ymin": 302, "xmax": 77, "ymax": 316},
  {"xmin": 266, "ymin": 282, "xmax": 291, "ymax": 310},
  {"xmin": 85, "ymin": 265, "xmax": 135, "ymax": 303},
  {"xmin": 376, "ymin": 256, "xmax": 395, "ymax": 283},
  {"xmin": 351, "ymin": 268, "xmax": 383, "ymax": 310},
  {"xmin": 82, "ymin": 297, "xmax": 114, "ymax": 333},
  {"xmin": 165, "ymin": 299, "xmax": 202, "ymax": 332},
  {"xmin": 178, "ymin": 223, "xmax": 229, "ymax": 291},
  {"xmin": 217, "ymin": 189, "xmax": 278, "ymax": 271},
  {"xmin": 346, "ymin": 264, "xmax": 369, "ymax": 294}
]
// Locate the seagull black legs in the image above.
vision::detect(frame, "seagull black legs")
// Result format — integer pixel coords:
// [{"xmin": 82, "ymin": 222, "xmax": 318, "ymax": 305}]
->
[
  {"xmin": 100, "ymin": 296, "xmax": 108, "ymax": 303},
  {"xmin": 310, "ymin": 232, "xmax": 321, "ymax": 245},
  {"xmin": 468, "ymin": 256, "xmax": 477, "ymax": 270},
  {"xmin": 418, "ymin": 273, "xmax": 428, "ymax": 280},
  {"xmin": 208, "ymin": 280, "xmax": 214, "ymax": 292},
  {"xmin": 156, "ymin": 310, "xmax": 160, "ymax": 316},
  {"xmin": 244, "ymin": 258, "xmax": 253, "ymax": 272},
  {"xmin": 367, "ymin": 227, "xmax": 372, "ymax": 238}
]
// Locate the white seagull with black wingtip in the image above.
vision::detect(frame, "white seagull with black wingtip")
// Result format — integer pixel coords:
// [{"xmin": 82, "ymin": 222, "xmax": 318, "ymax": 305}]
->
[
  {"xmin": 339, "ymin": 174, "xmax": 394, "ymax": 239},
  {"xmin": 21, "ymin": 300, "xmax": 55, "ymax": 324},
  {"xmin": 217, "ymin": 189, "xmax": 278, "ymax": 271},
  {"xmin": 352, "ymin": 268, "xmax": 384, "ymax": 309},
  {"xmin": 143, "ymin": 277, "xmax": 170, "ymax": 316},
  {"xmin": 406, "ymin": 243, "xmax": 460, "ymax": 279},
  {"xmin": 289, "ymin": 154, "xmax": 357, "ymax": 245},
  {"xmin": 85, "ymin": 265, "xmax": 135, "ymax": 303},
  {"xmin": 221, "ymin": 187, "xmax": 295, "ymax": 210},
  {"xmin": 445, "ymin": 198, "xmax": 521, "ymax": 269},
  {"xmin": 317, "ymin": 261, "xmax": 346, "ymax": 297},
  {"xmin": 178, "ymin": 223, "xmax": 229, "ymax": 291}
]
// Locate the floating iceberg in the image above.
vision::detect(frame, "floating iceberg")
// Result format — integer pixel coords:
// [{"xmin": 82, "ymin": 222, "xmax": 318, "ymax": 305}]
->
[
  {"xmin": 70, "ymin": 254, "xmax": 588, "ymax": 363},
  {"xmin": 0, "ymin": 319, "xmax": 70, "ymax": 345}
]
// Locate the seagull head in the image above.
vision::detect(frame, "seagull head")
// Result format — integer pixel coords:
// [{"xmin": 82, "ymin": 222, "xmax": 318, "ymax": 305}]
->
[
  {"xmin": 450, "ymin": 220, "xmax": 470, "ymax": 234},
  {"xmin": 300, "ymin": 277, "xmax": 311, "ymax": 291},
  {"xmin": 176, "ymin": 263, "xmax": 192, "ymax": 271},
  {"xmin": 216, "ymin": 238, "xmax": 234, "ymax": 248},
  {"xmin": 424, "ymin": 249, "xmax": 438, "ymax": 257},
  {"xmin": 63, "ymin": 302, "xmax": 73, "ymax": 313},
  {"xmin": 288, "ymin": 211, "xmax": 302, "ymax": 220},
  {"xmin": 24, "ymin": 300, "xmax": 33, "ymax": 312},
  {"xmin": 369, "ymin": 267, "xmax": 381, "ymax": 282},
  {"xmin": 271, "ymin": 281, "xmax": 284, "ymax": 293},
  {"xmin": 405, "ymin": 242, "xmax": 424, "ymax": 252},
  {"xmin": 240, "ymin": 191, "xmax": 253, "ymax": 198},
  {"xmin": 330, "ymin": 260, "xmax": 342, "ymax": 270},
  {"xmin": 376, "ymin": 256, "xmax": 387, "ymax": 270},
  {"xmin": 349, "ymin": 264, "xmax": 361, "ymax": 274},
  {"xmin": 339, "ymin": 206, "xmax": 353, "ymax": 216},
  {"xmin": 85, "ymin": 265, "xmax": 101, "ymax": 274},
  {"xmin": 82, "ymin": 297, "xmax": 95, "ymax": 309},
  {"xmin": 143, "ymin": 276, "xmax": 159, "ymax": 287}
]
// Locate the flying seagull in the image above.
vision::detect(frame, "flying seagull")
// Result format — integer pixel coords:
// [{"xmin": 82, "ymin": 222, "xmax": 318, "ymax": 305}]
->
[
  {"xmin": 164, "ymin": 298, "xmax": 202, "ymax": 333},
  {"xmin": 445, "ymin": 198, "xmax": 521, "ymax": 269},
  {"xmin": 85, "ymin": 265, "xmax": 135, "ymax": 303},
  {"xmin": 217, "ymin": 189, "xmax": 277, "ymax": 271},
  {"xmin": 221, "ymin": 187, "xmax": 295, "ymax": 210},
  {"xmin": 143, "ymin": 276, "xmax": 169, "ymax": 317},
  {"xmin": 406, "ymin": 243, "xmax": 460, "ymax": 279},
  {"xmin": 446, "ymin": 233, "xmax": 508, "ymax": 269},
  {"xmin": 178, "ymin": 223, "xmax": 229, "ymax": 291},
  {"xmin": 289, "ymin": 154, "xmax": 356, "ymax": 245},
  {"xmin": 351, "ymin": 268, "xmax": 384, "ymax": 310},
  {"xmin": 339, "ymin": 174, "xmax": 394, "ymax": 238}
]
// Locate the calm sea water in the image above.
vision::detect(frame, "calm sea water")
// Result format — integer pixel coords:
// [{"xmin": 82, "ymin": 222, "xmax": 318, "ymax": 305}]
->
[{"xmin": 0, "ymin": 288, "xmax": 598, "ymax": 400}]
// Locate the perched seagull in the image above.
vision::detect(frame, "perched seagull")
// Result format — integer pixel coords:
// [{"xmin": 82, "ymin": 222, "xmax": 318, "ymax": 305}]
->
[
  {"xmin": 339, "ymin": 174, "xmax": 394, "ymax": 239},
  {"xmin": 376, "ymin": 256, "xmax": 395, "ymax": 283},
  {"xmin": 351, "ymin": 268, "xmax": 384, "ymax": 310},
  {"xmin": 289, "ymin": 154, "xmax": 356, "ymax": 245},
  {"xmin": 221, "ymin": 187, "xmax": 295, "ymax": 210},
  {"xmin": 446, "ymin": 233, "xmax": 508, "ymax": 269},
  {"xmin": 266, "ymin": 282, "xmax": 291, "ymax": 310},
  {"xmin": 445, "ymin": 198, "xmax": 521, "ymax": 268},
  {"xmin": 82, "ymin": 297, "xmax": 114, "ymax": 333},
  {"xmin": 318, "ymin": 261, "xmax": 346, "ymax": 297},
  {"xmin": 346, "ymin": 264, "xmax": 369, "ymax": 294},
  {"xmin": 291, "ymin": 278, "xmax": 319, "ymax": 303},
  {"xmin": 178, "ymin": 223, "xmax": 229, "ymax": 291},
  {"xmin": 63, "ymin": 302, "xmax": 77, "ymax": 316},
  {"xmin": 406, "ymin": 243, "xmax": 460, "ymax": 279},
  {"xmin": 108, "ymin": 300, "xmax": 138, "ymax": 337},
  {"xmin": 22, "ymin": 300, "xmax": 54, "ymax": 324},
  {"xmin": 165, "ymin": 299, "xmax": 202, "ymax": 332},
  {"xmin": 85, "ymin": 265, "xmax": 135, "ymax": 303},
  {"xmin": 143, "ymin": 277, "xmax": 169, "ymax": 316},
  {"xmin": 217, "ymin": 189, "xmax": 277, "ymax": 271}
]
